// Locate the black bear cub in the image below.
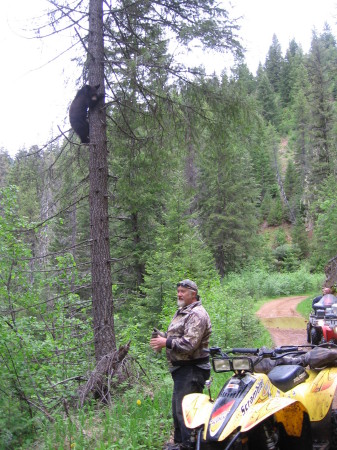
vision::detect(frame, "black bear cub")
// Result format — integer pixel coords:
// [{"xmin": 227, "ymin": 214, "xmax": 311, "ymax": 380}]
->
[{"xmin": 69, "ymin": 84, "xmax": 102, "ymax": 144}]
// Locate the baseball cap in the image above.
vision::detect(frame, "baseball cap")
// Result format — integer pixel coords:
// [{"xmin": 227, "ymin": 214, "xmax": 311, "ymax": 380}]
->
[{"xmin": 177, "ymin": 279, "xmax": 198, "ymax": 292}]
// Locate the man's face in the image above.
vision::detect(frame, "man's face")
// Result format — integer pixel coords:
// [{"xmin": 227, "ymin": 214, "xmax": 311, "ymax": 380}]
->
[
  {"xmin": 177, "ymin": 286, "xmax": 196, "ymax": 307},
  {"xmin": 323, "ymin": 287, "xmax": 332, "ymax": 295}
]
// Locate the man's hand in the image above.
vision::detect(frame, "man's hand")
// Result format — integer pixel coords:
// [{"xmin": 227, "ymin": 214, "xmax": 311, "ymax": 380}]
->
[{"xmin": 150, "ymin": 336, "xmax": 167, "ymax": 351}]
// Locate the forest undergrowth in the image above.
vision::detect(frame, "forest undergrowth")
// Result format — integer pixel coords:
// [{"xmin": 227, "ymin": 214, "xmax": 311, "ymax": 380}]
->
[{"xmin": 23, "ymin": 268, "xmax": 322, "ymax": 450}]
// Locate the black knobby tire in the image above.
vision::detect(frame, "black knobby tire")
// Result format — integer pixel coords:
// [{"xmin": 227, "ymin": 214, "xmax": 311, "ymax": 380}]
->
[
  {"xmin": 307, "ymin": 323, "xmax": 311, "ymax": 343},
  {"xmin": 311, "ymin": 327, "xmax": 321, "ymax": 345},
  {"xmin": 246, "ymin": 418, "xmax": 279, "ymax": 449}
]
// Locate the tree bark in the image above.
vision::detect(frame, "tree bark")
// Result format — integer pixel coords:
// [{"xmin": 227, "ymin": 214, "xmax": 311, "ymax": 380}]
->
[{"xmin": 88, "ymin": 0, "xmax": 116, "ymax": 360}]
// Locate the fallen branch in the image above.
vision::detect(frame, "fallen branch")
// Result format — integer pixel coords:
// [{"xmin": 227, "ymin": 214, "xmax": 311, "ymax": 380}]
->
[{"xmin": 79, "ymin": 341, "xmax": 130, "ymax": 407}]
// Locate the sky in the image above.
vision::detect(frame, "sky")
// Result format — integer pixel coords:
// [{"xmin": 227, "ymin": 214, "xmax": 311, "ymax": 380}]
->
[{"xmin": 1, "ymin": 0, "xmax": 337, "ymax": 157}]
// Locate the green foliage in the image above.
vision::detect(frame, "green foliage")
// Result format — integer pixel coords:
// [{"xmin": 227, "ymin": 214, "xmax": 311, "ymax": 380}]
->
[
  {"xmin": 280, "ymin": 39, "xmax": 304, "ymax": 107},
  {"xmin": 296, "ymin": 295, "xmax": 314, "ymax": 319},
  {"xmin": 284, "ymin": 160, "xmax": 299, "ymax": 199},
  {"xmin": 310, "ymin": 175, "xmax": 337, "ymax": 266},
  {"xmin": 0, "ymin": 187, "xmax": 95, "ymax": 448},
  {"xmin": 35, "ymin": 371, "xmax": 172, "ymax": 450},
  {"xmin": 196, "ymin": 76, "xmax": 261, "ymax": 275},
  {"xmin": 3, "ymin": 22, "xmax": 337, "ymax": 450},
  {"xmin": 140, "ymin": 188, "xmax": 217, "ymax": 333},
  {"xmin": 222, "ymin": 265, "xmax": 323, "ymax": 299},
  {"xmin": 272, "ymin": 243, "xmax": 301, "ymax": 272},
  {"xmin": 291, "ymin": 218, "xmax": 309, "ymax": 258},
  {"xmin": 256, "ymin": 72, "xmax": 280, "ymax": 125},
  {"xmin": 264, "ymin": 34, "xmax": 283, "ymax": 94},
  {"xmin": 32, "ymin": 266, "xmax": 321, "ymax": 449},
  {"xmin": 0, "ymin": 149, "xmax": 13, "ymax": 188},
  {"xmin": 274, "ymin": 228, "xmax": 287, "ymax": 246},
  {"xmin": 267, "ymin": 196, "xmax": 284, "ymax": 226},
  {"xmin": 202, "ymin": 284, "xmax": 264, "ymax": 349},
  {"xmin": 0, "ymin": 186, "xmax": 38, "ymax": 446},
  {"xmin": 306, "ymin": 29, "xmax": 337, "ymax": 184},
  {"xmin": 260, "ymin": 191, "xmax": 273, "ymax": 220}
]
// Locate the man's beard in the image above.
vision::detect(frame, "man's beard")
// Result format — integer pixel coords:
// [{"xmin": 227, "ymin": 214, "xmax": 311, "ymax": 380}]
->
[{"xmin": 177, "ymin": 299, "xmax": 185, "ymax": 308}]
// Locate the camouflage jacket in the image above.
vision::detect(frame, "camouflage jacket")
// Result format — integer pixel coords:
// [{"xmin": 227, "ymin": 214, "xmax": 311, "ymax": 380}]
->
[{"xmin": 165, "ymin": 300, "xmax": 211, "ymax": 370}]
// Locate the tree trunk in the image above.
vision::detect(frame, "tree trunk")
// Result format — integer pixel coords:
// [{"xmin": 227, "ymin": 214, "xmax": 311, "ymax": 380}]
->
[{"xmin": 88, "ymin": 0, "xmax": 116, "ymax": 360}]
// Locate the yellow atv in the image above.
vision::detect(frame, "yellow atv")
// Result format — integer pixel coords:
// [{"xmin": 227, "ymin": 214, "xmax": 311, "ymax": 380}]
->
[{"xmin": 182, "ymin": 345, "xmax": 337, "ymax": 449}]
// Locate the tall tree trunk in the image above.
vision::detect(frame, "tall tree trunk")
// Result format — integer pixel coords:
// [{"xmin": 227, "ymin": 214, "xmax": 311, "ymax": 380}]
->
[{"xmin": 88, "ymin": 0, "xmax": 116, "ymax": 360}]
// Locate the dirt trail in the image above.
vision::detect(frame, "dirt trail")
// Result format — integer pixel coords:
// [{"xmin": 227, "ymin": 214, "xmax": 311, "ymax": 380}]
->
[{"xmin": 256, "ymin": 296, "xmax": 309, "ymax": 346}]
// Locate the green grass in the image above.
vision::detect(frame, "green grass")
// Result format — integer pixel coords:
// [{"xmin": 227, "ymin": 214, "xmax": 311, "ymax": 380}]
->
[
  {"xmin": 296, "ymin": 294, "xmax": 314, "ymax": 318},
  {"xmin": 32, "ymin": 372, "xmax": 173, "ymax": 450}
]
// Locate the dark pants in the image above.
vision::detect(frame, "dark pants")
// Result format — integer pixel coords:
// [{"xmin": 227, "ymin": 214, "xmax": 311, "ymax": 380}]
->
[{"xmin": 171, "ymin": 366, "xmax": 210, "ymax": 448}]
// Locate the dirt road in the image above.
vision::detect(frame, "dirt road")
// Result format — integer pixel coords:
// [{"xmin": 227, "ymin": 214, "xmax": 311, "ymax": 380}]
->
[{"xmin": 256, "ymin": 296, "xmax": 309, "ymax": 346}]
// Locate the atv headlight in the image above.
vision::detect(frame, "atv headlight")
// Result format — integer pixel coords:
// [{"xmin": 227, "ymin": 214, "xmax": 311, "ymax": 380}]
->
[
  {"xmin": 212, "ymin": 357, "xmax": 254, "ymax": 373},
  {"xmin": 318, "ymin": 320, "xmax": 325, "ymax": 326},
  {"xmin": 232, "ymin": 357, "xmax": 254, "ymax": 372},
  {"xmin": 213, "ymin": 358, "xmax": 231, "ymax": 372}
]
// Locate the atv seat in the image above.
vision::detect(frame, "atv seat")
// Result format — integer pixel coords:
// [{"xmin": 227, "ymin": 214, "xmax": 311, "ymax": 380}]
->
[{"xmin": 267, "ymin": 365, "xmax": 308, "ymax": 392}]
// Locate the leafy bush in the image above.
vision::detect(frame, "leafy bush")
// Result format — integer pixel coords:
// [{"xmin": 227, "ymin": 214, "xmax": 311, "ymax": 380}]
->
[
  {"xmin": 272, "ymin": 243, "xmax": 301, "ymax": 271},
  {"xmin": 201, "ymin": 283, "xmax": 267, "ymax": 349},
  {"xmin": 220, "ymin": 265, "xmax": 323, "ymax": 299},
  {"xmin": 267, "ymin": 197, "xmax": 284, "ymax": 225}
]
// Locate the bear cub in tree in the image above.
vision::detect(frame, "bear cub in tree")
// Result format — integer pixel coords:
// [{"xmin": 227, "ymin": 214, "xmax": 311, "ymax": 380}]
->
[{"xmin": 69, "ymin": 84, "xmax": 102, "ymax": 144}]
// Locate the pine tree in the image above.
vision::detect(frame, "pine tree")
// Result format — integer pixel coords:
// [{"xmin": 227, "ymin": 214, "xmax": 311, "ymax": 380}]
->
[
  {"xmin": 280, "ymin": 39, "xmax": 304, "ymax": 107},
  {"xmin": 309, "ymin": 175, "xmax": 337, "ymax": 269},
  {"xmin": 256, "ymin": 72, "xmax": 280, "ymax": 125},
  {"xmin": 306, "ymin": 29, "xmax": 336, "ymax": 182},
  {"xmin": 284, "ymin": 159, "xmax": 302, "ymax": 220},
  {"xmin": 264, "ymin": 34, "xmax": 283, "ymax": 94},
  {"xmin": 292, "ymin": 63, "xmax": 311, "ymax": 195},
  {"xmin": 0, "ymin": 149, "xmax": 12, "ymax": 188},
  {"xmin": 291, "ymin": 217, "xmax": 309, "ymax": 258},
  {"xmin": 196, "ymin": 76, "xmax": 260, "ymax": 275}
]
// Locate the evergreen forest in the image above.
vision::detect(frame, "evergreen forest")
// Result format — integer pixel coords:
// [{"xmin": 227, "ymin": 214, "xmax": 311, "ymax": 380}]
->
[{"xmin": 0, "ymin": 0, "xmax": 336, "ymax": 447}]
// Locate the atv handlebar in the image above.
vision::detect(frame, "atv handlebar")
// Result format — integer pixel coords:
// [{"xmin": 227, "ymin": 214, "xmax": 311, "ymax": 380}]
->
[
  {"xmin": 231, "ymin": 348, "xmax": 259, "ymax": 354},
  {"xmin": 232, "ymin": 346, "xmax": 306, "ymax": 356},
  {"xmin": 210, "ymin": 345, "xmax": 311, "ymax": 359}
]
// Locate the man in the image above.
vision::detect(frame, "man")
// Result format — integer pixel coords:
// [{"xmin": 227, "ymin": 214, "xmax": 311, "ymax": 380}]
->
[
  {"xmin": 150, "ymin": 279, "xmax": 212, "ymax": 450},
  {"xmin": 312, "ymin": 286, "xmax": 334, "ymax": 308}
]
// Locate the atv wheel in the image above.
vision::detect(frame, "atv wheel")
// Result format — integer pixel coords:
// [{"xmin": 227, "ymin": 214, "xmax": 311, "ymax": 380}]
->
[
  {"xmin": 311, "ymin": 328, "xmax": 321, "ymax": 345},
  {"xmin": 278, "ymin": 412, "xmax": 312, "ymax": 450},
  {"xmin": 307, "ymin": 323, "xmax": 311, "ymax": 343}
]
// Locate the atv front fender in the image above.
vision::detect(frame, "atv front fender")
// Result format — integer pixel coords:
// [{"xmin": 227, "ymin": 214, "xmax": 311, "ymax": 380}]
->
[
  {"xmin": 240, "ymin": 397, "xmax": 307, "ymax": 438},
  {"xmin": 182, "ymin": 393, "xmax": 213, "ymax": 429}
]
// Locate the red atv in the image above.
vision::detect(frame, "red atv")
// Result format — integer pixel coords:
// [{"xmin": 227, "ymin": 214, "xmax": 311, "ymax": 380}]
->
[{"xmin": 307, "ymin": 294, "xmax": 337, "ymax": 345}]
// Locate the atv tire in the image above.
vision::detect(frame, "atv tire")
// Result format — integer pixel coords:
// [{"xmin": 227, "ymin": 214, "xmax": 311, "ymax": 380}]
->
[
  {"xmin": 311, "ymin": 328, "xmax": 321, "ymax": 345},
  {"xmin": 278, "ymin": 412, "xmax": 312, "ymax": 450},
  {"xmin": 307, "ymin": 323, "xmax": 311, "ymax": 343}
]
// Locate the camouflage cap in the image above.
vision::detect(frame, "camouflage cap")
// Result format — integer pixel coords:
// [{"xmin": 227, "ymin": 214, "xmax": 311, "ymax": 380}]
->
[{"xmin": 177, "ymin": 279, "xmax": 198, "ymax": 292}]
